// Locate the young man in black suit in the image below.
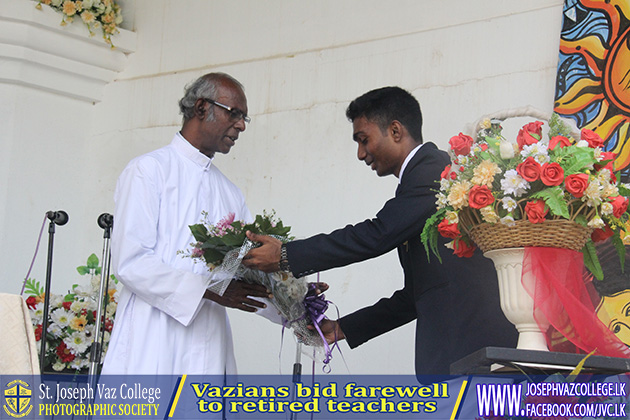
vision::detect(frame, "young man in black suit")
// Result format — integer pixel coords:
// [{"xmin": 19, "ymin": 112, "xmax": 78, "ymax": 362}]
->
[{"xmin": 244, "ymin": 87, "xmax": 517, "ymax": 375}]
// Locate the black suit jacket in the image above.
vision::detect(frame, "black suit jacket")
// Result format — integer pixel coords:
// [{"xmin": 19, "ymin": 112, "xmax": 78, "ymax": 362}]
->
[{"xmin": 286, "ymin": 142, "xmax": 517, "ymax": 374}]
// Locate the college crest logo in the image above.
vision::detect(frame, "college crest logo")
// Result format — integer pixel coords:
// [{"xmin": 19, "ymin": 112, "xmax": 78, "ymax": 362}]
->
[{"xmin": 3, "ymin": 380, "xmax": 33, "ymax": 418}]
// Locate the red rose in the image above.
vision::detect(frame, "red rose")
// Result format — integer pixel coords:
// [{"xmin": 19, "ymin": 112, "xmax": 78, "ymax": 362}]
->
[
  {"xmin": 25, "ymin": 296, "xmax": 37, "ymax": 309},
  {"xmin": 540, "ymin": 162, "xmax": 565, "ymax": 186},
  {"xmin": 591, "ymin": 225, "xmax": 615, "ymax": 242},
  {"xmin": 565, "ymin": 173, "xmax": 589, "ymax": 198},
  {"xmin": 62, "ymin": 301, "xmax": 72, "ymax": 310},
  {"xmin": 517, "ymin": 121, "xmax": 543, "ymax": 149},
  {"xmin": 516, "ymin": 157, "xmax": 542, "ymax": 182},
  {"xmin": 453, "ymin": 238, "xmax": 476, "ymax": 258},
  {"xmin": 595, "ymin": 151, "xmax": 616, "ymax": 173},
  {"xmin": 468, "ymin": 185, "xmax": 495, "ymax": 209},
  {"xmin": 440, "ymin": 165, "xmax": 451, "ymax": 179},
  {"xmin": 437, "ymin": 218, "xmax": 460, "ymax": 239},
  {"xmin": 480, "ymin": 143, "xmax": 488, "ymax": 151},
  {"xmin": 549, "ymin": 135, "xmax": 572, "ymax": 150},
  {"xmin": 525, "ymin": 200, "xmax": 548, "ymax": 224},
  {"xmin": 581, "ymin": 129, "xmax": 604, "ymax": 148},
  {"xmin": 449, "ymin": 133, "xmax": 474, "ymax": 156},
  {"xmin": 611, "ymin": 195, "xmax": 629, "ymax": 218},
  {"xmin": 56, "ymin": 341, "xmax": 76, "ymax": 363},
  {"xmin": 34, "ymin": 324, "xmax": 42, "ymax": 341},
  {"xmin": 450, "ymin": 172, "xmax": 457, "ymax": 180}
]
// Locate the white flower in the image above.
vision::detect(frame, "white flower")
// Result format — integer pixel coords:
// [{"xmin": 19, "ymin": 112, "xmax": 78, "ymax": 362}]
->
[
  {"xmin": 501, "ymin": 170, "xmax": 530, "ymax": 197},
  {"xmin": 50, "ymin": 294, "xmax": 64, "ymax": 308},
  {"xmin": 48, "ymin": 323, "xmax": 63, "ymax": 338},
  {"xmin": 583, "ymin": 178, "xmax": 603, "ymax": 207},
  {"xmin": 588, "ymin": 216, "xmax": 605, "ymax": 229},
  {"xmin": 82, "ymin": 0, "xmax": 94, "ymax": 9},
  {"xmin": 50, "ymin": 308, "xmax": 72, "ymax": 328},
  {"xmin": 52, "ymin": 361, "xmax": 66, "ymax": 372},
  {"xmin": 501, "ymin": 196, "xmax": 518, "ymax": 212},
  {"xmin": 445, "ymin": 211, "xmax": 459, "ymax": 224},
  {"xmin": 444, "ymin": 241, "xmax": 454, "ymax": 250},
  {"xmin": 440, "ymin": 178, "xmax": 451, "ymax": 190},
  {"xmin": 500, "ymin": 215, "xmax": 516, "ymax": 226},
  {"xmin": 30, "ymin": 302, "xmax": 45, "ymax": 323},
  {"xmin": 601, "ymin": 202, "xmax": 614, "ymax": 216},
  {"xmin": 51, "ymin": 0, "xmax": 62, "ymax": 6},
  {"xmin": 70, "ymin": 300, "xmax": 87, "ymax": 314},
  {"xmin": 576, "ymin": 140, "xmax": 589, "ymax": 148},
  {"xmin": 65, "ymin": 331, "xmax": 90, "ymax": 354},
  {"xmin": 499, "ymin": 141, "xmax": 516, "ymax": 159},
  {"xmin": 594, "ymin": 147, "xmax": 603, "ymax": 162}
]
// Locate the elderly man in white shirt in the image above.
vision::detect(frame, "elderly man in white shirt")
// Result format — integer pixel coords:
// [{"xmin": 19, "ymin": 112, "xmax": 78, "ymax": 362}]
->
[{"xmin": 102, "ymin": 73, "xmax": 271, "ymax": 375}]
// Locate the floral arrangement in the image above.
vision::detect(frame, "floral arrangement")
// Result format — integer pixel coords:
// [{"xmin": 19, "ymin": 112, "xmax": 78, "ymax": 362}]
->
[
  {"xmin": 421, "ymin": 114, "xmax": 630, "ymax": 279},
  {"xmin": 35, "ymin": 0, "xmax": 123, "ymax": 46},
  {"xmin": 24, "ymin": 254, "xmax": 118, "ymax": 372},
  {"xmin": 182, "ymin": 211, "xmax": 331, "ymax": 360}
]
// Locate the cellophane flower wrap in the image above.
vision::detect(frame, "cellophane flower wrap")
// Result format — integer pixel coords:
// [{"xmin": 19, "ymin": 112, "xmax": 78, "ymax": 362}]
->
[
  {"xmin": 24, "ymin": 254, "xmax": 118, "ymax": 373},
  {"xmin": 421, "ymin": 114, "xmax": 630, "ymax": 279},
  {"xmin": 182, "ymin": 211, "xmax": 328, "ymax": 359}
]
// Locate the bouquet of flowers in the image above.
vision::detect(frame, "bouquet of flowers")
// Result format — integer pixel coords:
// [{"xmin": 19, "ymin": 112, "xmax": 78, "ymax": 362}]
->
[
  {"xmin": 421, "ymin": 113, "xmax": 630, "ymax": 279},
  {"xmin": 24, "ymin": 254, "xmax": 118, "ymax": 372},
  {"xmin": 34, "ymin": 0, "xmax": 123, "ymax": 46},
  {"xmin": 182, "ymin": 211, "xmax": 329, "ymax": 359}
]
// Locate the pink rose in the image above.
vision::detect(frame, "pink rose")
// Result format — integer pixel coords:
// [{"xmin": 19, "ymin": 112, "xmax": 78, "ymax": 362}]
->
[
  {"xmin": 437, "ymin": 218, "xmax": 460, "ymax": 239},
  {"xmin": 517, "ymin": 121, "xmax": 544, "ymax": 149},
  {"xmin": 516, "ymin": 157, "xmax": 542, "ymax": 182},
  {"xmin": 581, "ymin": 129, "xmax": 604, "ymax": 148},
  {"xmin": 540, "ymin": 162, "xmax": 565, "ymax": 186},
  {"xmin": 525, "ymin": 200, "xmax": 548, "ymax": 224},
  {"xmin": 565, "ymin": 173, "xmax": 589, "ymax": 198},
  {"xmin": 549, "ymin": 136, "xmax": 572, "ymax": 150},
  {"xmin": 449, "ymin": 133, "xmax": 474, "ymax": 156},
  {"xmin": 440, "ymin": 165, "xmax": 451, "ymax": 179},
  {"xmin": 468, "ymin": 185, "xmax": 495, "ymax": 209}
]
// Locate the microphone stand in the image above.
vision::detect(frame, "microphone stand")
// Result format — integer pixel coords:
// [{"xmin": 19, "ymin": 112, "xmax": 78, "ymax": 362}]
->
[
  {"xmin": 39, "ymin": 210, "xmax": 69, "ymax": 374},
  {"xmin": 290, "ymin": 342, "xmax": 303, "ymax": 420},
  {"xmin": 88, "ymin": 213, "xmax": 114, "ymax": 378}
]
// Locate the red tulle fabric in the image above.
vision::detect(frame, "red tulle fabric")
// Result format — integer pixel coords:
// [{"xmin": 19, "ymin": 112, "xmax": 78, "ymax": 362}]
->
[{"xmin": 521, "ymin": 247, "xmax": 630, "ymax": 358}]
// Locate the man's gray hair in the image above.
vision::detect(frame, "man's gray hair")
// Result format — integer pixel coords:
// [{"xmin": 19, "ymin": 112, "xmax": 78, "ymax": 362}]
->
[{"xmin": 178, "ymin": 73, "xmax": 244, "ymax": 122}]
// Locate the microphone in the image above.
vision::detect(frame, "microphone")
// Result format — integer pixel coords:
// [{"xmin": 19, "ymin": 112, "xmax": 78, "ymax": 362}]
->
[
  {"xmin": 97, "ymin": 213, "xmax": 114, "ymax": 230},
  {"xmin": 46, "ymin": 210, "xmax": 69, "ymax": 226}
]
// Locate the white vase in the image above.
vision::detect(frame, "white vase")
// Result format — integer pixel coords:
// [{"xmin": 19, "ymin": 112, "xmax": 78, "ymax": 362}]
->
[{"xmin": 484, "ymin": 247, "xmax": 549, "ymax": 351}]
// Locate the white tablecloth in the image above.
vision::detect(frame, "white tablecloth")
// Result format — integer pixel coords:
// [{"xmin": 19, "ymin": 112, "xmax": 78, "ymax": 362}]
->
[{"xmin": 0, "ymin": 293, "xmax": 40, "ymax": 374}]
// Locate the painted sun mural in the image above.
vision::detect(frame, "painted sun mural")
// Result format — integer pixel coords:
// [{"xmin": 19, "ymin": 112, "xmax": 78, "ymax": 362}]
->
[{"xmin": 554, "ymin": 0, "xmax": 630, "ymax": 176}]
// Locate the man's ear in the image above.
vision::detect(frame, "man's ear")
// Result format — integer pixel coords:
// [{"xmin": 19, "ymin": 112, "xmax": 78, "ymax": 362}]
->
[
  {"xmin": 390, "ymin": 120, "xmax": 404, "ymax": 142},
  {"xmin": 194, "ymin": 98, "xmax": 207, "ymax": 119}
]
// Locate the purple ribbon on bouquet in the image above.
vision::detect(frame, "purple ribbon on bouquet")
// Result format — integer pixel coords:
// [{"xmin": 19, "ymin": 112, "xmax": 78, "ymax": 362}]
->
[{"xmin": 302, "ymin": 282, "xmax": 341, "ymax": 368}]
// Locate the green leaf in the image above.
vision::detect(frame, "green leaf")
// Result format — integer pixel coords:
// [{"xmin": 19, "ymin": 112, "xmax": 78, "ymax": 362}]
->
[
  {"xmin": 189, "ymin": 224, "xmax": 209, "ymax": 242},
  {"xmin": 23, "ymin": 278, "xmax": 44, "ymax": 297},
  {"xmin": 86, "ymin": 253, "xmax": 99, "ymax": 268},
  {"xmin": 421, "ymin": 209, "xmax": 446, "ymax": 263},
  {"xmin": 574, "ymin": 214, "xmax": 588, "ymax": 227},
  {"xmin": 611, "ymin": 233, "xmax": 626, "ymax": 273},
  {"xmin": 203, "ymin": 249, "xmax": 225, "ymax": 266},
  {"xmin": 531, "ymin": 187, "xmax": 570, "ymax": 219},
  {"xmin": 559, "ymin": 146, "xmax": 596, "ymax": 175},
  {"xmin": 76, "ymin": 266, "xmax": 89, "ymax": 275},
  {"xmin": 582, "ymin": 241, "xmax": 603, "ymax": 280}
]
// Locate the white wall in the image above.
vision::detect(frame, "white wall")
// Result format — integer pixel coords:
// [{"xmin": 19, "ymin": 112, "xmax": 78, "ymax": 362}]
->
[{"xmin": 1, "ymin": 0, "xmax": 564, "ymax": 374}]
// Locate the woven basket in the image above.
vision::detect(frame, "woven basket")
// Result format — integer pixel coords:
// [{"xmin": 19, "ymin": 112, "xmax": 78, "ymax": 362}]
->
[{"xmin": 467, "ymin": 219, "xmax": 592, "ymax": 252}]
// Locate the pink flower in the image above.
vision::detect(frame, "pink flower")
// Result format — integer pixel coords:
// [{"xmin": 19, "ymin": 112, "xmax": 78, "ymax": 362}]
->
[{"xmin": 191, "ymin": 247, "xmax": 204, "ymax": 258}]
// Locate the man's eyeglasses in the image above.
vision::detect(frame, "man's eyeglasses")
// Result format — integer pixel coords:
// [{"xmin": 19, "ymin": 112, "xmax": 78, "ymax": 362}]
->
[{"xmin": 203, "ymin": 98, "xmax": 251, "ymax": 124}]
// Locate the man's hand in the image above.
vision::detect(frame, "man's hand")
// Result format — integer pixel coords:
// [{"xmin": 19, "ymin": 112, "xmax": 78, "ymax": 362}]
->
[
  {"xmin": 204, "ymin": 280, "xmax": 272, "ymax": 312},
  {"xmin": 310, "ymin": 319, "xmax": 345, "ymax": 344},
  {"xmin": 242, "ymin": 231, "xmax": 283, "ymax": 273}
]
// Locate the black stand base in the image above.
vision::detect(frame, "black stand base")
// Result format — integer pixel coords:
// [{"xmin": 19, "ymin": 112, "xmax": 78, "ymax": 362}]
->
[{"xmin": 450, "ymin": 347, "xmax": 630, "ymax": 375}]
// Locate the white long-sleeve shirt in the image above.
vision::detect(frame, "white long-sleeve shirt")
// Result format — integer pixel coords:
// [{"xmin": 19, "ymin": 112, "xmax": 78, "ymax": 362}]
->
[{"xmin": 102, "ymin": 133, "xmax": 251, "ymax": 375}]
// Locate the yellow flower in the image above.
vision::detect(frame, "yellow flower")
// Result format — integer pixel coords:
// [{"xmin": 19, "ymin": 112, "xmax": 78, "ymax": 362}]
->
[
  {"xmin": 75, "ymin": 0, "xmax": 83, "ymax": 12},
  {"xmin": 62, "ymin": 1, "xmax": 77, "ymax": 16},
  {"xmin": 102, "ymin": 11, "xmax": 115, "ymax": 23},
  {"xmin": 447, "ymin": 180, "xmax": 472, "ymax": 210},
  {"xmin": 471, "ymin": 160, "xmax": 500, "ymax": 187},
  {"xmin": 480, "ymin": 206, "xmax": 500, "ymax": 223},
  {"xmin": 480, "ymin": 119, "xmax": 492, "ymax": 130},
  {"xmin": 70, "ymin": 315, "xmax": 87, "ymax": 331}
]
